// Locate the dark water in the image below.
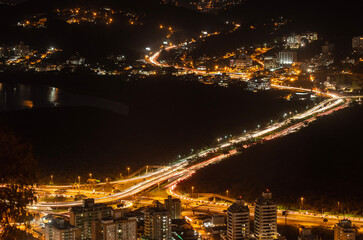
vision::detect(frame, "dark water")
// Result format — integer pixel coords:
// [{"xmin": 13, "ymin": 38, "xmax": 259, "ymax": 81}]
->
[
  {"xmin": 0, "ymin": 78, "xmax": 311, "ymax": 184},
  {"xmin": 0, "ymin": 82, "xmax": 128, "ymax": 115}
]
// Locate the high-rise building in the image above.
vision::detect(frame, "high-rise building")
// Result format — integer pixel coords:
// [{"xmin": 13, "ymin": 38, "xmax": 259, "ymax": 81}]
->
[
  {"xmin": 334, "ymin": 219, "xmax": 356, "ymax": 240},
  {"xmin": 45, "ymin": 217, "xmax": 81, "ymax": 240},
  {"xmin": 352, "ymin": 36, "xmax": 363, "ymax": 51},
  {"xmin": 254, "ymin": 191, "xmax": 278, "ymax": 240},
  {"xmin": 91, "ymin": 216, "xmax": 137, "ymax": 240},
  {"xmin": 227, "ymin": 197, "xmax": 250, "ymax": 240},
  {"xmin": 278, "ymin": 51, "xmax": 297, "ymax": 66},
  {"xmin": 164, "ymin": 195, "xmax": 181, "ymax": 219},
  {"xmin": 70, "ymin": 199, "xmax": 112, "ymax": 240},
  {"xmin": 144, "ymin": 204, "xmax": 172, "ymax": 240}
]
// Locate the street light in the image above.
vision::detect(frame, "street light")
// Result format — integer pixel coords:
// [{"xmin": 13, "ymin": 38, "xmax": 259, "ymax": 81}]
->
[
  {"xmin": 78, "ymin": 176, "xmax": 81, "ymax": 185},
  {"xmin": 191, "ymin": 186, "xmax": 194, "ymax": 198},
  {"xmin": 226, "ymin": 190, "xmax": 229, "ymax": 198},
  {"xmin": 50, "ymin": 175, "xmax": 53, "ymax": 185},
  {"xmin": 127, "ymin": 167, "xmax": 130, "ymax": 178},
  {"xmin": 300, "ymin": 197, "xmax": 304, "ymax": 210},
  {"xmin": 89, "ymin": 173, "xmax": 92, "ymax": 179}
]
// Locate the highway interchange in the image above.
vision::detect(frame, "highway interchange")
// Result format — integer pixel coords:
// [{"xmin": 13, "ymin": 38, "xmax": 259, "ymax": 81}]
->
[{"xmin": 29, "ymin": 33, "xmax": 363, "ymax": 235}]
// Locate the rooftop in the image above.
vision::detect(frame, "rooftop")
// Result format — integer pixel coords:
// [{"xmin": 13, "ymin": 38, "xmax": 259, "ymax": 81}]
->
[{"xmin": 228, "ymin": 199, "xmax": 249, "ymax": 213}]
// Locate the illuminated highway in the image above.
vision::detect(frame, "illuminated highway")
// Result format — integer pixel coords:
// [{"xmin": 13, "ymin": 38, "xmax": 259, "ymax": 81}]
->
[
  {"xmin": 29, "ymin": 30, "xmax": 361, "ymax": 234},
  {"xmin": 32, "ymin": 80, "xmax": 353, "ymax": 212},
  {"xmin": 146, "ymin": 41, "xmax": 362, "ymax": 230}
]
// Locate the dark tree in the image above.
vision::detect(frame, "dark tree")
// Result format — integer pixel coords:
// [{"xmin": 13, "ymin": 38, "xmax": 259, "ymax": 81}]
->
[{"xmin": 0, "ymin": 131, "xmax": 37, "ymax": 240}]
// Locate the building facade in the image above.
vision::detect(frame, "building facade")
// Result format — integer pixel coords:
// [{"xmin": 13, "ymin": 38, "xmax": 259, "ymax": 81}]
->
[
  {"xmin": 144, "ymin": 207, "xmax": 172, "ymax": 240},
  {"xmin": 45, "ymin": 218, "xmax": 81, "ymax": 240},
  {"xmin": 70, "ymin": 199, "xmax": 113, "ymax": 240},
  {"xmin": 264, "ymin": 56, "xmax": 279, "ymax": 70},
  {"xmin": 92, "ymin": 217, "xmax": 137, "ymax": 240},
  {"xmin": 230, "ymin": 54, "xmax": 253, "ymax": 69},
  {"xmin": 254, "ymin": 191, "xmax": 278, "ymax": 240},
  {"xmin": 164, "ymin": 195, "xmax": 181, "ymax": 220},
  {"xmin": 247, "ymin": 76, "xmax": 271, "ymax": 91},
  {"xmin": 227, "ymin": 198, "xmax": 250, "ymax": 240},
  {"xmin": 278, "ymin": 51, "xmax": 297, "ymax": 67},
  {"xmin": 334, "ymin": 219, "xmax": 356, "ymax": 240},
  {"xmin": 283, "ymin": 32, "xmax": 318, "ymax": 49}
]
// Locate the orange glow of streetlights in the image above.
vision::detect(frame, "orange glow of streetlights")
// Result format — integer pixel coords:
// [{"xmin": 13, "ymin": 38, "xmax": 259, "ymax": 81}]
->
[
  {"xmin": 191, "ymin": 186, "xmax": 194, "ymax": 198},
  {"xmin": 89, "ymin": 173, "xmax": 92, "ymax": 179}
]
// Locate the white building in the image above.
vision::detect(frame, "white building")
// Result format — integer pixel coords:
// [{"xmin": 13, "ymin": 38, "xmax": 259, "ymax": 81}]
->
[
  {"xmin": 278, "ymin": 51, "xmax": 297, "ymax": 67},
  {"xmin": 45, "ymin": 218, "xmax": 81, "ymax": 240},
  {"xmin": 334, "ymin": 219, "xmax": 356, "ymax": 240},
  {"xmin": 254, "ymin": 191, "xmax": 278, "ymax": 240},
  {"xmin": 227, "ymin": 198, "xmax": 250, "ymax": 240}
]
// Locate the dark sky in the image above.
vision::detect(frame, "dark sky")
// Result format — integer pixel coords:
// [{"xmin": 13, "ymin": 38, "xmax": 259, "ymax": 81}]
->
[{"xmin": 0, "ymin": 0, "xmax": 29, "ymax": 4}]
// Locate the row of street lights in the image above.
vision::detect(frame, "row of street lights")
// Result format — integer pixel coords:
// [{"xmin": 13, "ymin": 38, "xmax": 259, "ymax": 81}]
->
[
  {"xmin": 187, "ymin": 191, "xmax": 341, "ymax": 215},
  {"xmin": 49, "ymin": 167, "xmax": 133, "ymax": 185},
  {"xmin": 190, "ymin": 186, "xmax": 230, "ymax": 199}
]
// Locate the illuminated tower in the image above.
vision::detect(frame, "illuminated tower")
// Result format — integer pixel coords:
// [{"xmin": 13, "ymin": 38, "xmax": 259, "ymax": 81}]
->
[
  {"xmin": 254, "ymin": 191, "xmax": 278, "ymax": 240},
  {"xmin": 334, "ymin": 219, "xmax": 356, "ymax": 240},
  {"xmin": 227, "ymin": 197, "xmax": 250, "ymax": 239}
]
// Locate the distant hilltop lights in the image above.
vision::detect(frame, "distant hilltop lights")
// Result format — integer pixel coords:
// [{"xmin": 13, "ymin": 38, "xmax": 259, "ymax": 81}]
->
[{"xmin": 161, "ymin": 0, "xmax": 243, "ymax": 13}]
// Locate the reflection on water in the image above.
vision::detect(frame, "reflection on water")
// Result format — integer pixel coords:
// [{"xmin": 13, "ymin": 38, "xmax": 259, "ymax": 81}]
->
[{"xmin": 0, "ymin": 82, "xmax": 128, "ymax": 115}]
